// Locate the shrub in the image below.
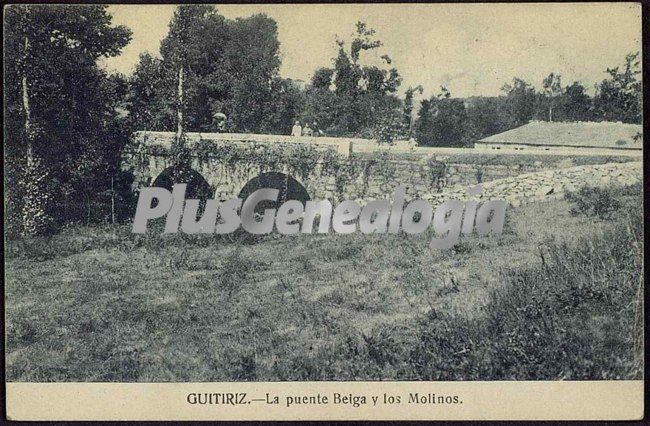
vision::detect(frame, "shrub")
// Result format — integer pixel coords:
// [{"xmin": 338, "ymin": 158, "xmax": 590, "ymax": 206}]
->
[
  {"xmin": 410, "ymin": 206, "xmax": 643, "ymax": 380},
  {"xmin": 565, "ymin": 183, "xmax": 641, "ymax": 220}
]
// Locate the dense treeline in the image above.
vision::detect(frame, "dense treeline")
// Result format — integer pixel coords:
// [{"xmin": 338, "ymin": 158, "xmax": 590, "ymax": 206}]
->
[
  {"xmin": 416, "ymin": 61, "xmax": 642, "ymax": 147},
  {"xmin": 4, "ymin": 5, "xmax": 643, "ymax": 235}
]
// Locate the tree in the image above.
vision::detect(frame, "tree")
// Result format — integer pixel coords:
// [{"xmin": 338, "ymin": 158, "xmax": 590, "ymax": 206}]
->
[
  {"xmin": 562, "ymin": 81, "xmax": 593, "ymax": 122},
  {"xmin": 159, "ymin": 5, "xmax": 226, "ymax": 143},
  {"xmin": 414, "ymin": 87, "xmax": 468, "ymax": 147},
  {"xmin": 127, "ymin": 53, "xmax": 174, "ymax": 131},
  {"xmin": 501, "ymin": 78, "xmax": 537, "ymax": 127},
  {"xmin": 464, "ymin": 96, "xmax": 513, "ymax": 141},
  {"xmin": 16, "ymin": 14, "xmax": 50, "ymax": 236},
  {"xmin": 257, "ymin": 77, "xmax": 304, "ymax": 134},
  {"xmin": 594, "ymin": 52, "xmax": 642, "ymax": 123},
  {"xmin": 301, "ymin": 21, "xmax": 403, "ymax": 137},
  {"xmin": 311, "ymin": 68, "xmax": 334, "ymax": 90},
  {"xmin": 403, "ymin": 85, "xmax": 423, "ymax": 137},
  {"xmin": 5, "ymin": 5, "xmax": 131, "ymax": 235},
  {"xmin": 224, "ymin": 13, "xmax": 284, "ymax": 132},
  {"xmin": 541, "ymin": 73, "xmax": 563, "ymax": 122},
  {"xmin": 130, "ymin": 6, "xmax": 293, "ymax": 136}
]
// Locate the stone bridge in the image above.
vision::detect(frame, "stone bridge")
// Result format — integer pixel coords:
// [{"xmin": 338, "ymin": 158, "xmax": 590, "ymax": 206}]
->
[
  {"xmin": 122, "ymin": 131, "xmax": 448, "ymax": 204},
  {"xmin": 121, "ymin": 131, "xmax": 641, "ymax": 206}
]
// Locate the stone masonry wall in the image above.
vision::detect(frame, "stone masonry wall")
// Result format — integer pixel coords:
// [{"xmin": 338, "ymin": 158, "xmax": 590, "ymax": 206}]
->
[
  {"xmin": 421, "ymin": 161, "xmax": 642, "ymax": 207},
  {"xmin": 123, "ymin": 132, "xmax": 641, "ymax": 207}
]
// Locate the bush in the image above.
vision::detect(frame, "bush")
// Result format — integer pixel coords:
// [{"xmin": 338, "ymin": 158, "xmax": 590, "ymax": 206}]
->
[
  {"xmin": 565, "ymin": 182, "xmax": 641, "ymax": 220},
  {"xmin": 410, "ymin": 206, "xmax": 643, "ymax": 380}
]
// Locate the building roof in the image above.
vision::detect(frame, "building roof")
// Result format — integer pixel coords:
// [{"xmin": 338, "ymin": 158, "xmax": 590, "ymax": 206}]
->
[{"xmin": 479, "ymin": 121, "xmax": 643, "ymax": 150}]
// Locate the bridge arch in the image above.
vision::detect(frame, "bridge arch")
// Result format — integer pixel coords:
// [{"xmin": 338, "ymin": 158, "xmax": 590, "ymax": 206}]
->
[
  {"xmin": 238, "ymin": 172, "xmax": 310, "ymax": 210},
  {"xmin": 152, "ymin": 165, "xmax": 213, "ymax": 199}
]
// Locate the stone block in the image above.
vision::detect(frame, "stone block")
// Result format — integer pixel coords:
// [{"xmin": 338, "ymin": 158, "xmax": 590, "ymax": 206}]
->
[{"xmin": 535, "ymin": 185, "xmax": 554, "ymax": 197}]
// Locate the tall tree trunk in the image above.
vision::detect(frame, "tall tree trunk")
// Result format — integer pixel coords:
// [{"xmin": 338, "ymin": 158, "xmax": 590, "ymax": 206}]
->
[
  {"xmin": 22, "ymin": 36, "xmax": 33, "ymax": 162},
  {"xmin": 176, "ymin": 64, "xmax": 184, "ymax": 145},
  {"xmin": 172, "ymin": 63, "xmax": 189, "ymax": 185},
  {"xmin": 20, "ymin": 34, "xmax": 49, "ymax": 236}
]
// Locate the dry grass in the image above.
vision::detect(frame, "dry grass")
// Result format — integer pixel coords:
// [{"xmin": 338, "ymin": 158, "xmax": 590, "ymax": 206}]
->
[{"xmin": 5, "ymin": 184, "xmax": 643, "ymax": 381}]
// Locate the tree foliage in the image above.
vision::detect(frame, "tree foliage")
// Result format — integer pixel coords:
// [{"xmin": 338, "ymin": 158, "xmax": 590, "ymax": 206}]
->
[
  {"xmin": 403, "ymin": 85, "xmax": 423, "ymax": 136},
  {"xmin": 5, "ymin": 5, "xmax": 131, "ymax": 234},
  {"xmin": 594, "ymin": 52, "xmax": 642, "ymax": 124},
  {"xmin": 413, "ymin": 52, "xmax": 641, "ymax": 148},
  {"xmin": 300, "ymin": 21, "xmax": 404, "ymax": 139},
  {"xmin": 128, "ymin": 6, "xmax": 300, "ymax": 135},
  {"xmin": 415, "ymin": 87, "xmax": 469, "ymax": 147}
]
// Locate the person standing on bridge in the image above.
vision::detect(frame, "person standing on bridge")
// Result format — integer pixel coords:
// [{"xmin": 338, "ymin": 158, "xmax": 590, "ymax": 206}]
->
[
  {"xmin": 291, "ymin": 120, "xmax": 302, "ymax": 136},
  {"xmin": 212, "ymin": 112, "xmax": 227, "ymax": 132}
]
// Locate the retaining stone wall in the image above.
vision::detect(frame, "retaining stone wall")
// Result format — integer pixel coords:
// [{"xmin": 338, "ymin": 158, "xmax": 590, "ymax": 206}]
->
[{"xmin": 421, "ymin": 161, "xmax": 642, "ymax": 207}]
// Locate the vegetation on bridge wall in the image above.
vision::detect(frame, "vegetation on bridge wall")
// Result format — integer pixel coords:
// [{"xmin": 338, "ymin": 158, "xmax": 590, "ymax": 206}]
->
[
  {"xmin": 192, "ymin": 139, "xmax": 415, "ymax": 200},
  {"xmin": 124, "ymin": 135, "xmax": 638, "ymax": 205},
  {"xmin": 126, "ymin": 138, "xmax": 445, "ymax": 201}
]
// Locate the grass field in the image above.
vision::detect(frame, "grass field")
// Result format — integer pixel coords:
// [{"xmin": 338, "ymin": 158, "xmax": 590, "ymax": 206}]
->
[{"xmin": 5, "ymin": 184, "xmax": 643, "ymax": 381}]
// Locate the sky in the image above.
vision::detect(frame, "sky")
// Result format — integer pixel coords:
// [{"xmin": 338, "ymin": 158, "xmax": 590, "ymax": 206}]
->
[{"xmin": 100, "ymin": 3, "xmax": 642, "ymax": 99}]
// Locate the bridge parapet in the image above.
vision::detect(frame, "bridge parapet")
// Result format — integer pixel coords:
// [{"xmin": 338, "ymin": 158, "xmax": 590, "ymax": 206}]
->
[
  {"xmin": 130, "ymin": 131, "xmax": 445, "ymax": 158},
  {"xmin": 132, "ymin": 131, "xmax": 365, "ymax": 156},
  {"xmin": 131, "ymin": 131, "xmax": 643, "ymax": 158},
  {"xmin": 122, "ymin": 131, "xmax": 640, "ymax": 207}
]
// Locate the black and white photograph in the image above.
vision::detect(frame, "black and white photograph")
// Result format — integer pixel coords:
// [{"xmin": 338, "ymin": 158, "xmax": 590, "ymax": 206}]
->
[{"xmin": 4, "ymin": 2, "xmax": 644, "ymax": 421}]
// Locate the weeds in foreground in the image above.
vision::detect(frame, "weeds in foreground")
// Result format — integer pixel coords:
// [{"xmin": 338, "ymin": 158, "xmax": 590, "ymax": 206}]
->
[
  {"xmin": 5, "ymin": 184, "xmax": 643, "ymax": 381},
  {"xmin": 565, "ymin": 182, "xmax": 641, "ymax": 220},
  {"xmin": 410, "ymin": 209, "xmax": 643, "ymax": 380}
]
